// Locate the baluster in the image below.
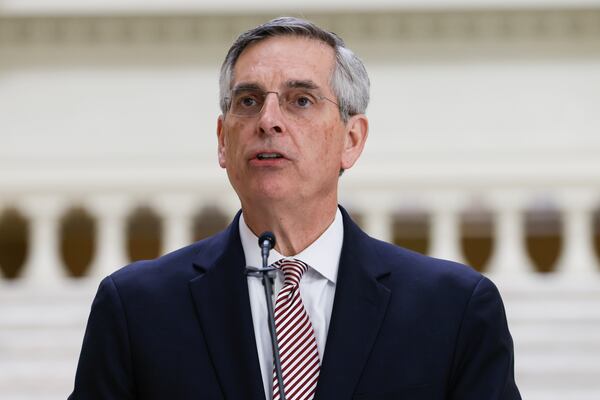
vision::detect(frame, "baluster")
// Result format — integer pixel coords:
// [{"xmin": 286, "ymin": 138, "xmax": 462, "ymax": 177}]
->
[
  {"xmin": 429, "ymin": 193, "xmax": 464, "ymax": 263},
  {"xmin": 154, "ymin": 194, "xmax": 197, "ymax": 253},
  {"xmin": 363, "ymin": 206, "xmax": 393, "ymax": 243},
  {"xmin": 556, "ymin": 191, "xmax": 599, "ymax": 277},
  {"xmin": 488, "ymin": 192, "xmax": 532, "ymax": 276},
  {"xmin": 21, "ymin": 196, "xmax": 66, "ymax": 285},
  {"xmin": 88, "ymin": 195, "xmax": 130, "ymax": 278}
]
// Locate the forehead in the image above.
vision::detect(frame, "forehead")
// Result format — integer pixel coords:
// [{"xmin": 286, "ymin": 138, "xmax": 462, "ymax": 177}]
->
[{"xmin": 232, "ymin": 36, "xmax": 336, "ymax": 90}]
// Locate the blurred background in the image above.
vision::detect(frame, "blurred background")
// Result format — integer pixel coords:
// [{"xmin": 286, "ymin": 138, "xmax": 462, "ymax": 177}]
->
[{"xmin": 1, "ymin": 0, "xmax": 600, "ymax": 399}]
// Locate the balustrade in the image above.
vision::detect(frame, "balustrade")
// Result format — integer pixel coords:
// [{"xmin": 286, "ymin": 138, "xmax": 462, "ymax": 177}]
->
[{"xmin": 0, "ymin": 190, "xmax": 599, "ymax": 285}]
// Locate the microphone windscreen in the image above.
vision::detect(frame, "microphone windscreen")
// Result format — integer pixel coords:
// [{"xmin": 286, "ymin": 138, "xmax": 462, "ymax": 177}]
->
[{"xmin": 258, "ymin": 231, "xmax": 276, "ymax": 250}]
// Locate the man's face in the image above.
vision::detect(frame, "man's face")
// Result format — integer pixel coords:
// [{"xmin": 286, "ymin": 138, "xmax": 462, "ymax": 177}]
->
[{"xmin": 217, "ymin": 36, "xmax": 366, "ymax": 207}]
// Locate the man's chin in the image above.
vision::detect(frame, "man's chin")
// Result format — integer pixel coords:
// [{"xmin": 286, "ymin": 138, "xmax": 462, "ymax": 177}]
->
[{"xmin": 250, "ymin": 184, "xmax": 299, "ymax": 206}]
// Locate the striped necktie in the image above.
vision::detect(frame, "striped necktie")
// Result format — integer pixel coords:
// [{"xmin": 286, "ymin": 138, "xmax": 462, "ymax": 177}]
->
[{"xmin": 272, "ymin": 258, "xmax": 320, "ymax": 400}]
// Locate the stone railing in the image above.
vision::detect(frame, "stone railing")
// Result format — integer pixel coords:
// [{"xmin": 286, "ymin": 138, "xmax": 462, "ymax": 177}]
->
[
  {"xmin": 1, "ymin": 188, "xmax": 599, "ymax": 284},
  {"xmin": 348, "ymin": 188, "xmax": 600, "ymax": 278}
]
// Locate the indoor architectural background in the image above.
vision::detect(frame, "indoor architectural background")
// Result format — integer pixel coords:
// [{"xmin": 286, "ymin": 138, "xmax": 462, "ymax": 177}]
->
[{"xmin": 1, "ymin": 1, "xmax": 600, "ymax": 399}]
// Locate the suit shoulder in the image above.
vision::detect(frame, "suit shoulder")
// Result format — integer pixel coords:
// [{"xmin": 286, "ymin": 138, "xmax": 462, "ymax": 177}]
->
[{"xmin": 341, "ymin": 208, "xmax": 483, "ymax": 292}]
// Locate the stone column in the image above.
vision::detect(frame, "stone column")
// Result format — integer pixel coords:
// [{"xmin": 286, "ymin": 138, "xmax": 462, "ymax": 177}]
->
[
  {"xmin": 363, "ymin": 206, "xmax": 393, "ymax": 243},
  {"xmin": 556, "ymin": 190, "xmax": 599, "ymax": 277},
  {"xmin": 154, "ymin": 194, "xmax": 197, "ymax": 254},
  {"xmin": 487, "ymin": 191, "xmax": 532, "ymax": 276},
  {"xmin": 88, "ymin": 195, "xmax": 130, "ymax": 278},
  {"xmin": 21, "ymin": 195, "xmax": 66, "ymax": 285},
  {"xmin": 429, "ymin": 193, "xmax": 464, "ymax": 263}
]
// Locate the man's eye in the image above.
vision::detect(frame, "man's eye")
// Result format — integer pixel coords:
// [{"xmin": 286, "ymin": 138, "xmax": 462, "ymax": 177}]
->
[
  {"xmin": 239, "ymin": 97, "xmax": 258, "ymax": 107},
  {"xmin": 292, "ymin": 94, "xmax": 315, "ymax": 108}
]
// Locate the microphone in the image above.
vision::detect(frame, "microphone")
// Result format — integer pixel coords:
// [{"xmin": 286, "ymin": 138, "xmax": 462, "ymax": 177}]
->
[
  {"xmin": 258, "ymin": 231, "xmax": 276, "ymax": 266},
  {"xmin": 255, "ymin": 231, "xmax": 286, "ymax": 400}
]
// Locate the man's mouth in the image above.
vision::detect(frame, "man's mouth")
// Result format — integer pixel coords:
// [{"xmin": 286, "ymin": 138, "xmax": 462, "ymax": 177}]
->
[{"xmin": 256, "ymin": 153, "xmax": 284, "ymax": 160}]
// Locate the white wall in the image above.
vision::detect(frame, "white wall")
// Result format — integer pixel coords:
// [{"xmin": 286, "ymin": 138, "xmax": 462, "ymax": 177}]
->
[{"xmin": 2, "ymin": 12, "xmax": 600, "ymax": 194}]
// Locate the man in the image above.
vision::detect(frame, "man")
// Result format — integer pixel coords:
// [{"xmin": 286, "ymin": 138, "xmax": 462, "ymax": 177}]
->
[{"xmin": 70, "ymin": 17, "xmax": 521, "ymax": 399}]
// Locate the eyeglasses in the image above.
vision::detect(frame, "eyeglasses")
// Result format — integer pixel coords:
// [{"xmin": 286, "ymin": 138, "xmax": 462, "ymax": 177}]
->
[{"xmin": 225, "ymin": 87, "xmax": 339, "ymax": 120}]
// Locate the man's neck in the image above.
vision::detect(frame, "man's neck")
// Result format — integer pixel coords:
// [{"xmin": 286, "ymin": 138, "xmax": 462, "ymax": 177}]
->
[{"xmin": 241, "ymin": 198, "xmax": 338, "ymax": 256}]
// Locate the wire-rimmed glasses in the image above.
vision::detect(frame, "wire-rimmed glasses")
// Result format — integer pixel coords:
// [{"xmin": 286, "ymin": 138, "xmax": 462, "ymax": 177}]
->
[{"xmin": 225, "ymin": 87, "xmax": 339, "ymax": 120}]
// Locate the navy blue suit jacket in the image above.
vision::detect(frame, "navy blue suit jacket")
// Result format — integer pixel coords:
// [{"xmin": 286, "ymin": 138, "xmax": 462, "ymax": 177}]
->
[{"xmin": 70, "ymin": 206, "xmax": 521, "ymax": 399}]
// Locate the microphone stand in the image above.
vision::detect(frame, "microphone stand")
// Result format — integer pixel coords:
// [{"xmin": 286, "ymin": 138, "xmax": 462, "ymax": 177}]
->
[{"xmin": 245, "ymin": 232, "xmax": 286, "ymax": 400}]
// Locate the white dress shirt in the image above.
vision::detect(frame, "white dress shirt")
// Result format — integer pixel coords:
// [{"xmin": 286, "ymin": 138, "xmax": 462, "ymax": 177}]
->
[{"xmin": 240, "ymin": 208, "xmax": 343, "ymax": 400}]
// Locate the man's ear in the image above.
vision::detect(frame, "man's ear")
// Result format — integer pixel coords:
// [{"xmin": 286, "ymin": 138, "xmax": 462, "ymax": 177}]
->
[
  {"xmin": 217, "ymin": 115, "xmax": 227, "ymax": 168},
  {"xmin": 340, "ymin": 114, "xmax": 369, "ymax": 171}
]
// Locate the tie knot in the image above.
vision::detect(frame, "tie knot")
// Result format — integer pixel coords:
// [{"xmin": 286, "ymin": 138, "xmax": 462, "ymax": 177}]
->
[{"xmin": 273, "ymin": 258, "xmax": 308, "ymax": 287}]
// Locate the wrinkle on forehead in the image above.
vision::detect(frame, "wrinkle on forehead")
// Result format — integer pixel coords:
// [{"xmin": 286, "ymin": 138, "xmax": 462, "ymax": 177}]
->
[{"xmin": 231, "ymin": 36, "xmax": 335, "ymax": 94}]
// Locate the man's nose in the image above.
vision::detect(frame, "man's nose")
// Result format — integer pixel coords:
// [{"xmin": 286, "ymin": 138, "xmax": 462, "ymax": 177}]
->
[{"xmin": 258, "ymin": 92, "xmax": 284, "ymax": 135}]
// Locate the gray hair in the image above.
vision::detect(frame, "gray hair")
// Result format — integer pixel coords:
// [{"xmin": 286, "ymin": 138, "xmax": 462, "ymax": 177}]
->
[{"xmin": 219, "ymin": 17, "xmax": 370, "ymax": 123}]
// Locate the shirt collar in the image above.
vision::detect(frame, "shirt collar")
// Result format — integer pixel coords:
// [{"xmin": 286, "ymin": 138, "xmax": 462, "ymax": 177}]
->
[{"xmin": 239, "ymin": 208, "xmax": 343, "ymax": 284}]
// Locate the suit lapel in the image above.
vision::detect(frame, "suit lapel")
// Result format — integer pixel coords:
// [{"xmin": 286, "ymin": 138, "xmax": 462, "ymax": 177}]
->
[
  {"xmin": 188, "ymin": 213, "xmax": 265, "ymax": 400},
  {"xmin": 315, "ymin": 207, "xmax": 392, "ymax": 399}
]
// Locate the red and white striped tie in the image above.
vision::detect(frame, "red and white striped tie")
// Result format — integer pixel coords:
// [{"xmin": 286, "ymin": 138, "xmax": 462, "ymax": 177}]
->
[{"xmin": 272, "ymin": 258, "xmax": 320, "ymax": 400}]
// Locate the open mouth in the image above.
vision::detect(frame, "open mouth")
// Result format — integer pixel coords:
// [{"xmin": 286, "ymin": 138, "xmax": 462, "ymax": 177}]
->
[{"xmin": 256, "ymin": 153, "xmax": 284, "ymax": 160}]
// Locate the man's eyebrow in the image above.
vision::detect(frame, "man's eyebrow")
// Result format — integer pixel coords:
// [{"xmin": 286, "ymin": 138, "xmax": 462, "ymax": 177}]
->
[
  {"xmin": 231, "ymin": 80, "xmax": 320, "ymax": 92},
  {"xmin": 286, "ymin": 80, "xmax": 320, "ymax": 90},
  {"xmin": 231, "ymin": 82, "xmax": 263, "ymax": 92}
]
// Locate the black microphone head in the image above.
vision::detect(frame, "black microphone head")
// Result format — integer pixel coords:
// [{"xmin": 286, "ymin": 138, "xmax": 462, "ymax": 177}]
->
[{"xmin": 258, "ymin": 231, "xmax": 276, "ymax": 250}]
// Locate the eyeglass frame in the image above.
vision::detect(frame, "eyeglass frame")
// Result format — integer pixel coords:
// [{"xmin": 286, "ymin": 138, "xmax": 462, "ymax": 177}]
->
[{"xmin": 223, "ymin": 83, "xmax": 340, "ymax": 119}]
